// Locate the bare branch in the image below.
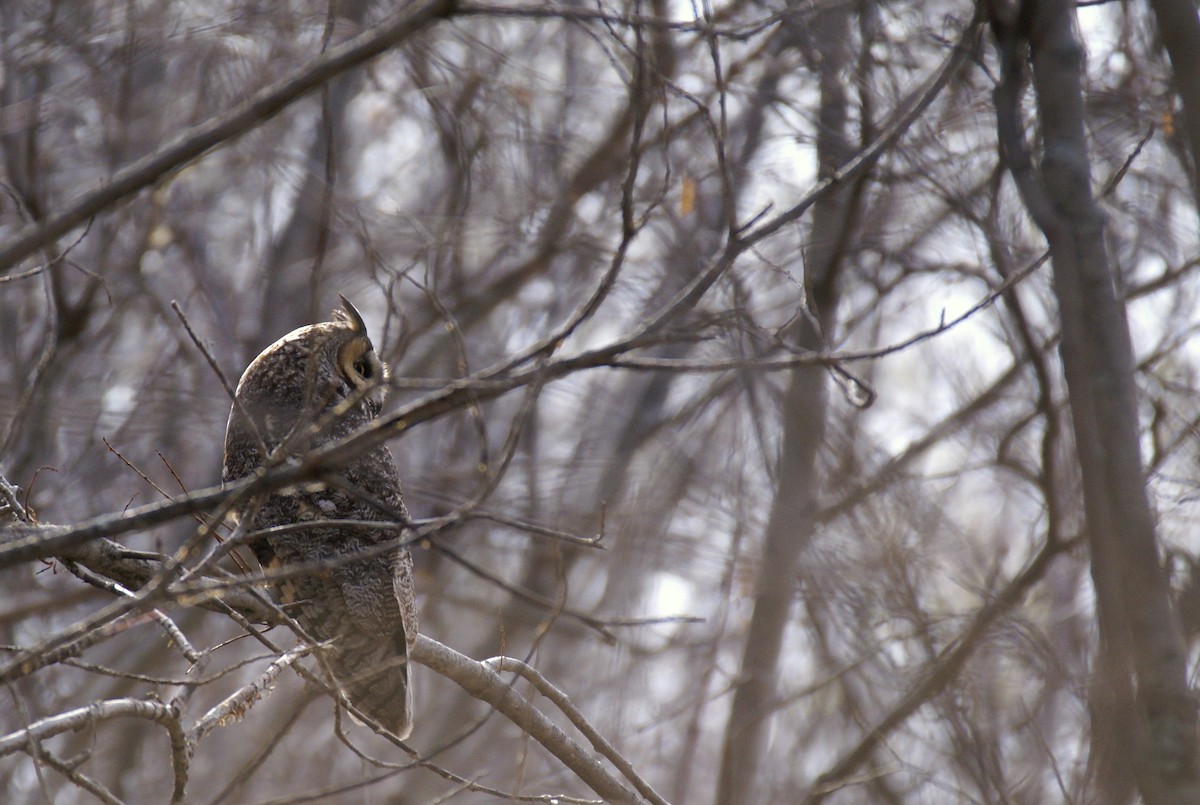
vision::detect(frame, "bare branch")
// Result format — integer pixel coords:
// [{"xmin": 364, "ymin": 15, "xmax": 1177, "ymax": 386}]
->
[
  {"xmin": 411, "ymin": 635, "xmax": 643, "ymax": 804},
  {"xmin": 0, "ymin": 699, "xmax": 188, "ymax": 802},
  {"xmin": 0, "ymin": 0, "xmax": 458, "ymax": 275},
  {"xmin": 483, "ymin": 654, "xmax": 669, "ymax": 805},
  {"xmin": 188, "ymin": 645, "xmax": 312, "ymax": 745}
]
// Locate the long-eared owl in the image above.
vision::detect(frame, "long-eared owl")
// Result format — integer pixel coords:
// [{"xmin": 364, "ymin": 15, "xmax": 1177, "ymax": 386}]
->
[{"xmin": 222, "ymin": 296, "xmax": 416, "ymax": 738}]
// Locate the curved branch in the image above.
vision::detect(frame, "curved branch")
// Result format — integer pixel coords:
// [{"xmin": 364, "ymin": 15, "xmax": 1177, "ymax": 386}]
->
[
  {"xmin": 411, "ymin": 635, "xmax": 643, "ymax": 804},
  {"xmin": 482, "ymin": 655, "xmax": 669, "ymax": 805},
  {"xmin": 0, "ymin": 698, "xmax": 188, "ymax": 803}
]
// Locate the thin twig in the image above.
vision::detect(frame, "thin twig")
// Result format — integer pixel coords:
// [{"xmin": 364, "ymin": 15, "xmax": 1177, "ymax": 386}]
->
[
  {"xmin": 33, "ymin": 748, "xmax": 126, "ymax": 805},
  {"xmin": 805, "ymin": 534, "xmax": 1078, "ymax": 803},
  {"xmin": 0, "ymin": 0, "xmax": 457, "ymax": 275}
]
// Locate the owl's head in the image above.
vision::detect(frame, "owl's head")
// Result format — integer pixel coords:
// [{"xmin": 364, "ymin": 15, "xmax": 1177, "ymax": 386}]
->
[
  {"xmin": 323, "ymin": 295, "xmax": 390, "ymax": 412},
  {"xmin": 227, "ymin": 297, "xmax": 390, "ymax": 458}
]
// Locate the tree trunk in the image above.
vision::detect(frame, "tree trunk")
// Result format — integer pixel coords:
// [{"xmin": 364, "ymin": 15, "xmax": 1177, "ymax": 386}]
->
[
  {"xmin": 990, "ymin": 0, "xmax": 1200, "ymax": 801},
  {"xmin": 716, "ymin": 2, "xmax": 858, "ymax": 800}
]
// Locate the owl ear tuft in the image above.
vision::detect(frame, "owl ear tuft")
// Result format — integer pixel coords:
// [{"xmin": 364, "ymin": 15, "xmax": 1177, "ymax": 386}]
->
[{"xmin": 334, "ymin": 295, "xmax": 367, "ymax": 333}]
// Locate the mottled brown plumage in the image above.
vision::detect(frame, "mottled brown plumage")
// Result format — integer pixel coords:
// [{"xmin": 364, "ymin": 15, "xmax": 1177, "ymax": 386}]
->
[{"xmin": 222, "ymin": 297, "xmax": 416, "ymax": 738}]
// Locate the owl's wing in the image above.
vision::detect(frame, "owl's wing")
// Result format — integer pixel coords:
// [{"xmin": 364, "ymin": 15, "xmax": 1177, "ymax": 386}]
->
[
  {"xmin": 393, "ymin": 537, "xmax": 419, "ymax": 651},
  {"xmin": 327, "ymin": 444, "xmax": 417, "ymax": 737},
  {"xmin": 321, "ymin": 525, "xmax": 413, "ymax": 738}
]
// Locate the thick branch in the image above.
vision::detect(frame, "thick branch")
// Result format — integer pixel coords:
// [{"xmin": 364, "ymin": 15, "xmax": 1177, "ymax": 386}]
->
[
  {"xmin": 411, "ymin": 635, "xmax": 642, "ymax": 804},
  {"xmin": 0, "ymin": 698, "xmax": 188, "ymax": 802}
]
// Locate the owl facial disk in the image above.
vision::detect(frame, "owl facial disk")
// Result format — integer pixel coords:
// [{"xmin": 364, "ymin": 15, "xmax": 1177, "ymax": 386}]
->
[{"xmin": 338, "ymin": 336, "xmax": 388, "ymax": 405}]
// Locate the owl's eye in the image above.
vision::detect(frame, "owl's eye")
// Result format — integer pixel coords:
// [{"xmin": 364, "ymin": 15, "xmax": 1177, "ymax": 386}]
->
[
  {"xmin": 340, "ymin": 339, "xmax": 382, "ymax": 388},
  {"xmin": 353, "ymin": 356, "xmax": 374, "ymax": 380}
]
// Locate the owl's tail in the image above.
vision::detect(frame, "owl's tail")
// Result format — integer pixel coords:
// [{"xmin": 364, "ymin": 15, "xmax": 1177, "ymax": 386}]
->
[{"xmin": 325, "ymin": 629, "xmax": 414, "ymax": 740}]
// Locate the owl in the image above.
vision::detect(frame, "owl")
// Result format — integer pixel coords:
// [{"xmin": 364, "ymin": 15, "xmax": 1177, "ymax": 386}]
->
[{"xmin": 222, "ymin": 296, "xmax": 417, "ymax": 739}]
